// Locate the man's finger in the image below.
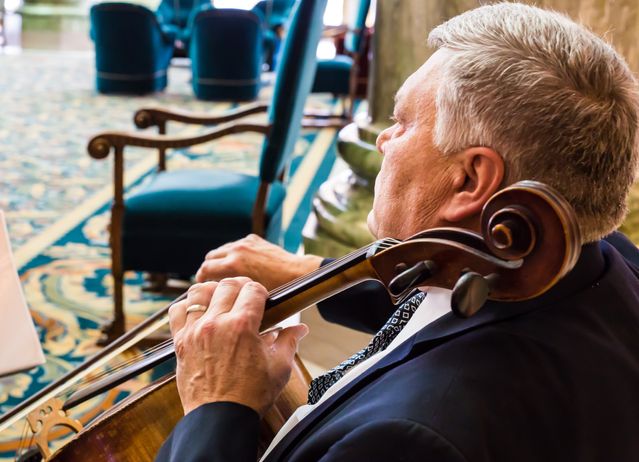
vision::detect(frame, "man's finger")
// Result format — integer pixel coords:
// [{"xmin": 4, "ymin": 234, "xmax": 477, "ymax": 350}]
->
[
  {"xmin": 183, "ymin": 282, "xmax": 217, "ymax": 328},
  {"xmin": 226, "ymin": 280, "xmax": 268, "ymax": 331},
  {"xmin": 203, "ymin": 277, "xmax": 252, "ymax": 320},
  {"xmin": 195, "ymin": 257, "xmax": 234, "ymax": 283},
  {"xmin": 204, "ymin": 241, "xmax": 233, "ymax": 260},
  {"xmin": 168, "ymin": 300, "xmax": 188, "ymax": 336}
]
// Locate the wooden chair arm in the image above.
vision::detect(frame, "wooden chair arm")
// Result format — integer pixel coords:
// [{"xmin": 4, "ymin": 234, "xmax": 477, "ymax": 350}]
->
[
  {"xmin": 302, "ymin": 117, "xmax": 348, "ymax": 129},
  {"xmin": 88, "ymin": 122, "xmax": 271, "ymax": 159},
  {"xmin": 133, "ymin": 102, "xmax": 269, "ymax": 130},
  {"xmin": 88, "ymin": 121, "xmax": 272, "ymax": 241},
  {"xmin": 322, "ymin": 24, "xmax": 348, "ymax": 38}
]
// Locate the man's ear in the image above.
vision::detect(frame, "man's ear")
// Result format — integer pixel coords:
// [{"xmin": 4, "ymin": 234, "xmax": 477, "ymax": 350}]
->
[{"xmin": 441, "ymin": 147, "xmax": 504, "ymax": 223}]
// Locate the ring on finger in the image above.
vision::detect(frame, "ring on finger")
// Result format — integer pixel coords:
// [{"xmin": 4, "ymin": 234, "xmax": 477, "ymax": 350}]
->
[{"xmin": 185, "ymin": 304, "xmax": 208, "ymax": 315}]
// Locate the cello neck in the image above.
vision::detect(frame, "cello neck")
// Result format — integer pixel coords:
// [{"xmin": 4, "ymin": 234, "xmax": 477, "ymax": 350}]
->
[
  {"xmin": 61, "ymin": 240, "xmax": 394, "ymax": 411},
  {"xmin": 261, "ymin": 252, "xmax": 380, "ymax": 330}
]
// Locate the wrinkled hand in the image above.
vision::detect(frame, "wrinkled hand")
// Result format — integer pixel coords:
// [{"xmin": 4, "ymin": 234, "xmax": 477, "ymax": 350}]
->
[
  {"xmin": 195, "ymin": 234, "xmax": 323, "ymax": 290},
  {"xmin": 169, "ymin": 278, "xmax": 309, "ymax": 416}
]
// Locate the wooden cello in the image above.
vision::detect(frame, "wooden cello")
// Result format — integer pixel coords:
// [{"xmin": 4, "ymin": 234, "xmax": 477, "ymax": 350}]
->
[{"xmin": 1, "ymin": 181, "xmax": 581, "ymax": 461}]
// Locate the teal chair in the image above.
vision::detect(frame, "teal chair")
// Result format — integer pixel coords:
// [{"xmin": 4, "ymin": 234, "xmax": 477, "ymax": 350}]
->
[
  {"xmin": 155, "ymin": 0, "xmax": 211, "ymax": 55},
  {"xmin": 189, "ymin": 8, "xmax": 264, "ymax": 101},
  {"xmin": 311, "ymin": 0, "xmax": 371, "ymax": 118},
  {"xmin": 87, "ymin": 0, "xmax": 328, "ymax": 343},
  {"xmin": 261, "ymin": 0, "xmax": 297, "ymax": 29},
  {"xmin": 90, "ymin": 3, "xmax": 175, "ymax": 94},
  {"xmin": 252, "ymin": 0, "xmax": 296, "ymax": 69},
  {"xmin": 156, "ymin": 0, "xmax": 209, "ymax": 28}
]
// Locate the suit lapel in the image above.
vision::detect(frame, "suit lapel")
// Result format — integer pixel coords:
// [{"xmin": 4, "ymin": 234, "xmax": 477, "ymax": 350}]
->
[{"xmin": 265, "ymin": 242, "xmax": 605, "ymax": 461}]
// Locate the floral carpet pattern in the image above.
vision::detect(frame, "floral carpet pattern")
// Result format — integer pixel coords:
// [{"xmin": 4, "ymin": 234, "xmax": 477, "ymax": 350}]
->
[{"xmin": 0, "ymin": 51, "xmax": 337, "ymax": 459}]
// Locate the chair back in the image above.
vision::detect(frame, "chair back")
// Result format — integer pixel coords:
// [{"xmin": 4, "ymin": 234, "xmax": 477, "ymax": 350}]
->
[
  {"xmin": 156, "ymin": 0, "xmax": 210, "ymax": 28},
  {"xmin": 259, "ymin": 0, "xmax": 296, "ymax": 28},
  {"xmin": 344, "ymin": 0, "xmax": 371, "ymax": 54},
  {"xmin": 259, "ymin": 0, "xmax": 328, "ymax": 184},
  {"xmin": 90, "ymin": 3, "xmax": 174, "ymax": 93},
  {"xmin": 190, "ymin": 8, "xmax": 263, "ymax": 101}
]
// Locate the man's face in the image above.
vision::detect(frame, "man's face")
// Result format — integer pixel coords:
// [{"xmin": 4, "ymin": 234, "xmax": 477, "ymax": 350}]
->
[{"xmin": 368, "ymin": 49, "xmax": 459, "ymax": 239}]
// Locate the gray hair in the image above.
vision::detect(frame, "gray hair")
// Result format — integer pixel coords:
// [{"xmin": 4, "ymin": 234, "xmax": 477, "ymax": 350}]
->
[{"xmin": 429, "ymin": 2, "xmax": 639, "ymax": 243}]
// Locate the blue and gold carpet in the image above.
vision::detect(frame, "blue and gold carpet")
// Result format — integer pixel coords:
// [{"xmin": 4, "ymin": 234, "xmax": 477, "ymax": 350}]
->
[{"xmin": 0, "ymin": 50, "xmax": 338, "ymax": 459}]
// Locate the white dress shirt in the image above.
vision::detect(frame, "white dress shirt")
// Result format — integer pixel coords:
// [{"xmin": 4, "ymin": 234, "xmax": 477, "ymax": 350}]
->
[{"xmin": 261, "ymin": 287, "xmax": 452, "ymax": 460}]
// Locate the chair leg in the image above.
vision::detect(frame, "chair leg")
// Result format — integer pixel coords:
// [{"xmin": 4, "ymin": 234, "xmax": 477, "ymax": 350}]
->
[
  {"xmin": 301, "ymin": 94, "xmax": 353, "ymax": 129},
  {"xmin": 98, "ymin": 267, "xmax": 126, "ymax": 346},
  {"xmin": 341, "ymin": 96, "xmax": 354, "ymax": 120},
  {"xmin": 157, "ymin": 120, "xmax": 167, "ymax": 172},
  {"xmin": 142, "ymin": 272, "xmax": 169, "ymax": 292},
  {"xmin": 99, "ymin": 204, "xmax": 126, "ymax": 346}
]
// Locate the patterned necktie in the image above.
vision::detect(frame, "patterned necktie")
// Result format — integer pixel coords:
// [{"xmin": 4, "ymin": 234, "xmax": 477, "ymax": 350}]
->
[{"xmin": 307, "ymin": 291, "xmax": 426, "ymax": 405}]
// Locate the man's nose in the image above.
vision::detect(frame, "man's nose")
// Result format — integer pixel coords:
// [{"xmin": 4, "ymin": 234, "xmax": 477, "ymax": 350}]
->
[{"xmin": 376, "ymin": 127, "xmax": 392, "ymax": 154}]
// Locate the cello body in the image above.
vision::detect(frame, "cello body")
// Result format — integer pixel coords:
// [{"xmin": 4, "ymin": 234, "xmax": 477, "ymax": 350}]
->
[{"xmin": 49, "ymin": 356, "xmax": 311, "ymax": 461}]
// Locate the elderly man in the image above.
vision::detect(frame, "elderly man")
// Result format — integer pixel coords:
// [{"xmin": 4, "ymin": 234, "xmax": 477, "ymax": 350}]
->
[{"xmin": 157, "ymin": 3, "xmax": 639, "ymax": 461}]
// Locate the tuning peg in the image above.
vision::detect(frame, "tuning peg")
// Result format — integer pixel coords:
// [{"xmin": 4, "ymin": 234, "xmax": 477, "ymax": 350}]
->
[
  {"xmin": 388, "ymin": 260, "xmax": 437, "ymax": 297},
  {"xmin": 451, "ymin": 271, "xmax": 492, "ymax": 318}
]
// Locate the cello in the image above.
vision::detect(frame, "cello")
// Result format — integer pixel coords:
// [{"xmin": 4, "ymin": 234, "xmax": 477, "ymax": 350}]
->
[{"xmin": 0, "ymin": 180, "xmax": 581, "ymax": 461}]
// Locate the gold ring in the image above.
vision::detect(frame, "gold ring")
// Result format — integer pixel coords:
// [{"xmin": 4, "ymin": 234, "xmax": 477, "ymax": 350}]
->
[{"xmin": 185, "ymin": 304, "xmax": 208, "ymax": 314}]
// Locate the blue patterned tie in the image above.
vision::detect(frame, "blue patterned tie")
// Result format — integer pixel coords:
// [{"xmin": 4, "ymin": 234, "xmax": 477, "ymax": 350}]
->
[{"xmin": 307, "ymin": 291, "xmax": 426, "ymax": 404}]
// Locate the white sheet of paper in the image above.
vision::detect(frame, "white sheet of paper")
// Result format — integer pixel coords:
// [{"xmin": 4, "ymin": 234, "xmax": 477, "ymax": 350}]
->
[{"xmin": 0, "ymin": 210, "xmax": 45, "ymax": 376}]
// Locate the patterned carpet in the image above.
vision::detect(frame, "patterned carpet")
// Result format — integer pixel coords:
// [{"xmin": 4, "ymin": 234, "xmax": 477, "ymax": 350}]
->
[{"xmin": 0, "ymin": 50, "xmax": 338, "ymax": 459}]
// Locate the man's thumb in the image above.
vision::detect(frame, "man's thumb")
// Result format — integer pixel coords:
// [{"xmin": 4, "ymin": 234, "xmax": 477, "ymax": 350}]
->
[{"xmin": 274, "ymin": 323, "xmax": 309, "ymax": 358}]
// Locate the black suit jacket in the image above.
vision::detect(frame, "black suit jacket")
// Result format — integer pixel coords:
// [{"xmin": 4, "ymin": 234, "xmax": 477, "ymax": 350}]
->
[{"xmin": 156, "ymin": 234, "xmax": 639, "ymax": 461}]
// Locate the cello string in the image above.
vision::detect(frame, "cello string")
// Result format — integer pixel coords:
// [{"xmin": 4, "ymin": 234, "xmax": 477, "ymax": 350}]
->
[
  {"xmin": 78, "ymin": 245, "xmax": 400, "ymax": 387},
  {"xmin": 66, "ymin": 239, "xmax": 403, "ymax": 394},
  {"xmin": 268, "ymin": 239, "xmax": 398, "ymax": 298},
  {"xmin": 65, "ymin": 335, "xmax": 176, "ymax": 393},
  {"xmin": 15, "ymin": 421, "xmax": 29, "ymax": 460},
  {"xmin": 267, "ymin": 245, "xmax": 371, "ymax": 298},
  {"xmin": 271, "ymin": 240, "xmax": 398, "ymax": 297},
  {"xmin": 108, "ymin": 240, "xmax": 400, "ymax": 378},
  {"xmin": 72, "ymin": 338, "xmax": 173, "ymax": 384},
  {"xmin": 16, "ymin": 421, "xmax": 36, "ymax": 460},
  {"xmin": 0, "ymin": 309, "xmax": 175, "ymax": 435},
  {"xmin": 72, "ymin": 338, "xmax": 176, "ymax": 388},
  {"xmin": 63, "ymin": 237, "xmax": 418, "ymax": 415},
  {"xmin": 88, "ymin": 248, "xmax": 378, "ymax": 384},
  {"xmin": 81, "ymin": 258, "xmax": 358, "ymax": 386}
]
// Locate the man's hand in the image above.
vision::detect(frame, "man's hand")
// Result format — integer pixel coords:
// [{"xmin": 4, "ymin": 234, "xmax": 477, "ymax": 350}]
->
[
  {"xmin": 195, "ymin": 234, "xmax": 323, "ymax": 290},
  {"xmin": 169, "ymin": 278, "xmax": 309, "ymax": 416}
]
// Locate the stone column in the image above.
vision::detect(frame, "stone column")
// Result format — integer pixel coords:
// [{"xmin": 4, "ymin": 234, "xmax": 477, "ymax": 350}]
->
[
  {"xmin": 368, "ymin": 0, "xmax": 476, "ymax": 126},
  {"xmin": 536, "ymin": 0, "xmax": 639, "ymax": 73}
]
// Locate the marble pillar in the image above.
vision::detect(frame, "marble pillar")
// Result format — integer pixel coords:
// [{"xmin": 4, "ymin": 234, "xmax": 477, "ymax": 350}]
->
[
  {"xmin": 535, "ymin": 0, "xmax": 639, "ymax": 73},
  {"xmin": 368, "ymin": 0, "xmax": 476, "ymax": 125}
]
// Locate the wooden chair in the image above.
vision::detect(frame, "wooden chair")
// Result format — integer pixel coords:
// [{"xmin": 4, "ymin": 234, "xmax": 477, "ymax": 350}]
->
[{"xmin": 87, "ymin": 0, "xmax": 329, "ymax": 344}]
